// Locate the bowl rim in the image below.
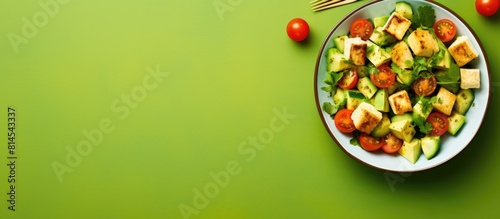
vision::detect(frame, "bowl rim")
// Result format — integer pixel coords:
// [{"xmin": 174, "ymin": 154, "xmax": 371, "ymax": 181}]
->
[{"xmin": 313, "ymin": 0, "xmax": 491, "ymax": 172}]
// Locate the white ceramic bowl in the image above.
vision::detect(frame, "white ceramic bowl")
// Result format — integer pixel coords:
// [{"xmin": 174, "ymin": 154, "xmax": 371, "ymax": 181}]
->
[{"xmin": 314, "ymin": 0, "xmax": 490, "ymax": 172}]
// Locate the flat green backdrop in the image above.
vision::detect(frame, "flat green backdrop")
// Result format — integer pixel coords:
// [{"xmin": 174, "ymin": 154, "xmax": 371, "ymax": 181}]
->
[{"xmin": 1, "ymin": 0, "xmax": 499, "ymax": 218}]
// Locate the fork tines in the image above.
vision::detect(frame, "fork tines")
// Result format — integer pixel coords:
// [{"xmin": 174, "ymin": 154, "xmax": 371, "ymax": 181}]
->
[{"xmin": 310, "ymin": 0, "xmax": 359, "ymax": 12}]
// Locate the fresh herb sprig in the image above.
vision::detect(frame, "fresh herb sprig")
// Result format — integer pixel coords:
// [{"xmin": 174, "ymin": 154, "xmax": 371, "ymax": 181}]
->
[
  {"xmin": 321, "ymin": 71, "xmax": 344, "ymax": 93},
  {"xmin": 413, "ymin": 96, "xmax": 438, "ymax": 135},
  {"xmin": 411, "ymin": 5, "xmax": 436, "ymax": 29},
  {"xmin": 321, "ymin": 70, "xmax": 348, "ymax": 115},
  {"xmin": 414, "ymin": 116, "xmax": 433, "ymax": 135}
]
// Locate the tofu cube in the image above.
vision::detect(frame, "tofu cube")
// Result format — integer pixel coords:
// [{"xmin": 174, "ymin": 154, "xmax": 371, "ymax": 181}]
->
[
  {"xmin": 432, "ymin": 87, "xmax": 457, "ymax": 116},
  {"xmin": 390, "ymin": 41, "xmax": 414, "ymax": 69},
  {"xmin": 350, "ymin": 102, "xmax": 383, "ymax": 134},
  {"xmin": 407, "ymin": 29, "xmax": 439, "ymax": 57},
  {"xmin": 344, "ymin": 37, "xmax": 367, "ymax": 66},
  {"xmin": 383, "ymin": 12, "xmax": 412, "ymax": 41},
  {"xmin": 460, "ymin": 68, "xmax": 480, "ymax": 89},
  {"xmin": 388, "ymin": 90, "xmax": 413, "ymax": 115},
  {"xmin": 448, "ymin": 36, "xmax": 479, "ymax": 67}
]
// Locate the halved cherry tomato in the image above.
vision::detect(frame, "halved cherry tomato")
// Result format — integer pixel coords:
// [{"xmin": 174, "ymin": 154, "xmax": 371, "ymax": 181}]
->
[
  {"xmin": 334, "ymin": 109, "xmax": 356, "ymax": 133},
  {"xmin": 349, "ymin": 19, "xmax": 374, "ymax": 41},
  {"xmin": 338, "ymin": 68, "xmax": 359, "ymax": 90},
  {"xmin": 359, "ymin": 133, "xmax": 384, "ymax": 151},
  {"xmin": 412, "ymin": 74, "xmax": 437, "ymax": 96},
  {"xmin": 426, "ymin": 112, "xmax": 450, "ymax": 136},
  {"xmin": 381, "ymin": 133, "xmax": 403, "ymax": 154},
  {"xmin": 433, "ymin": 19, "xmax": 457, "ymax": 43},
  {"xmin": 370, "ymin": 64, "xmax": 396, "ymax": 88}
]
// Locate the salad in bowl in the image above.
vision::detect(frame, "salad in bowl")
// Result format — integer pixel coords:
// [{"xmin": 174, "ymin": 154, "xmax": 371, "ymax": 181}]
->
[{"xmin": 314, "ymin": 0, "xmax": 490, "ymax": 171}]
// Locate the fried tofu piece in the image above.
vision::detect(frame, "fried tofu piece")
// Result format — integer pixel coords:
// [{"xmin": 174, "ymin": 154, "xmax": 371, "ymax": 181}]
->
[
  {"xmin": 383, "ymin": 12, "xmax": 412, "ymax": 41},
  {"xmin": 448, "ymin": 36, "xmax": 479, "ymax": 67},
  {"xmin": 350, "ymin": 102, "xmax": 383, "ymax": 134},
  {"xmin": 390, "ymin": 41, "xmax": 414, "ymax": 69},
  {"xmin": 432, "ymin": 87, "xmax": 457, "ymax": 116},
  {"xmin": 460, "ymin": 68, "xmax": 480, "ymax": 89},
  {"xmin": 344, "ymin": 37, "xmax": 367, "ymax": 66},
  {"xmin": 388, "ymin": 90, "xmax": 413, "ymax": 115},
  {"xmin": 407, "ymin": 29, "xmax": 439, "ymax": 57}
]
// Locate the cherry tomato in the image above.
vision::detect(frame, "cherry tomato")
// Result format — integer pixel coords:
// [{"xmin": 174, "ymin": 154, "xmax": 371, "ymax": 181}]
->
[
  {"xmin": 370, "ymin": 64, "xmax": 396, "ymax": 88},
  {"xmin": 286, "ymin": 18, "xmax": 310, "ymax": 42},
  {"xmin": 433, "ymin": 19, "xmax": 457, "ymax": 43},
  {"xmin": 412, "ymin": 74, "xmax": 437, "ymax": 96},
  {"xmin": 334, "ymin": 109, "xmax": 356, "ymax": 133},
  {"xmin": 476, "ymin": 0, "xmax": 500, "ymax": 16},
  {"xmin": 359, "ymin": 133, "xmax": 384, "ymax": 151},
  {"xmin": 338, "ymin": 68, "xmax": 359, "ymax": 90},
  {"xmin": 426, "ymin": 112, "xmax": 450, "ymax": 136},
  {"xmin": 349, "ymin": 19, "xmax": 374, "ymax": 41},
  {"xmin": 381, "ymin": 133, "xmax": 403, "ymax": 154}
]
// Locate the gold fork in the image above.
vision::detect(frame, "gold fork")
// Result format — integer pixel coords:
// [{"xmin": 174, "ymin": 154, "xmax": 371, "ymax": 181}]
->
[{"xmin": 310, "ymin": 0, "xmax": 359, "ymax": 12}]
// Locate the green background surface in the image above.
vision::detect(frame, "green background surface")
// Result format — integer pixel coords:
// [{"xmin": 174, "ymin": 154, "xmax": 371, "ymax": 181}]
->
[{"xmin": 1, "ymin": 0, "xmax": 499, "ymax": 218}]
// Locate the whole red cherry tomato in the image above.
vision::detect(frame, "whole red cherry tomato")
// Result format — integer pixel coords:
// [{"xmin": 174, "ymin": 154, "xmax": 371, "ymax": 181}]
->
[
  {"xmin": 286, "ymin": 18, "xmax": 310, "ymax": 42},
  {"xmin": 476, "ymin": 0, "xmax": 500, "ymax": 16}
]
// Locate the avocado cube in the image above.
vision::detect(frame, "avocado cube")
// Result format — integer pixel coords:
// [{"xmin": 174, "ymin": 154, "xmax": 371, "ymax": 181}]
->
[
  {"xmin": 448, "ymin": 112, "xmax": 466, "ymax": 135},
  {"xmin": 432, "ymin": 42, "xmax": 452, "ymax": 70},
  {"xmin": 371, "ymin": 89, "xmax": 390, "ymax": 112},
  {"xmin": 332, "ymin": 88, "xmax": 346, "ymax": 107},
  {"xmin": 412, "ymin": 100, "xmax": 433, "ymax": 121},
  {"xmin": 369, "ymin": 27, "xmax": 397, "ymax": 46},
  {"xmin": 389, "ymin": 119, "xmax": 416, "ymax": 142},
  {"xmin": 395, "ymin": 69, "xmax": 415, "ymax": 85},
  {"xmin": 454, "ymin": 89, "xmax": 475, "ymax": 115},
  {"xmin": 373, "ymin": 15, "xmax": 389, "ymax": 28},
  {"xmin": 354, "ymin": 65, "xmax": 367, "ymax": 78},
  {"xmin": 371, "ymin": 114, "xmax": 391, "ymax": 138},
  {"xmin": 398, "ymin": 139, "xmax": 422, "ymax": 164},
  {"xmin": 387, "ymin": 81, "xmax": 400, "ymax": 94},
  {"xmin": 366, "ymin": 41, "xmax": 392, "ymax": 67},
  {"xmin": 391, "ymin": 113, "xmax": 414, "ymax": 123},
  {"xmin": 357, "ymin": 77, "xmax": 378, "ymax": 99},
  {"xmin": 333, "ymin": 35, "xmax": 349, "ymax": 53},
  {"xmin": 327, "ymin": 48, "xmax": 351, "ymax": 73},
  {"xmin": 421, "ymin": 136, "xmax": 440, "ymax": 159},
  {"xmin": 346, "ymin": 90, "xmax": 366, "ymax": 110}
]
